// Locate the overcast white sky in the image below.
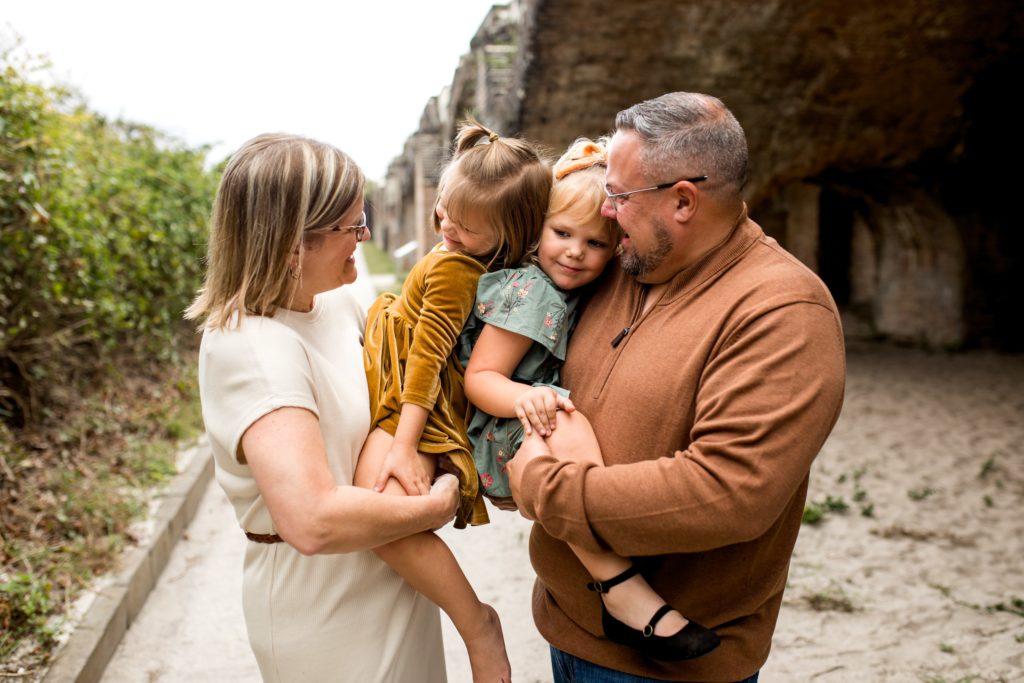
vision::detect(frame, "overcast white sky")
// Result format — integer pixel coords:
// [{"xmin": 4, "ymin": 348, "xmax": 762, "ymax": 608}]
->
[{"xmin": 3, "ymin": 0, "xmax": 501, "ymax": 180}]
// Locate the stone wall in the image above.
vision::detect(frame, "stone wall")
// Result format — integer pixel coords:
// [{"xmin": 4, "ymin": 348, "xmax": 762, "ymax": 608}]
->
[
  {"xmin": 371, "ymin": 2, "xmax": 524, "ymax": 269},
  {"xmin": 374, "ymin": 0, "xmax": 1023, "ymax": 349}
]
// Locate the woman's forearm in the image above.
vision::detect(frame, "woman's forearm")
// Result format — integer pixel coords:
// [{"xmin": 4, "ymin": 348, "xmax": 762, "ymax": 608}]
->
[
  {"xmin": 243, "ymin": 407, "xmax": 456, "ymax": 555},
  {"xmin": 294, "ymin": 480, "xmax": 456, "ymax": 555}
]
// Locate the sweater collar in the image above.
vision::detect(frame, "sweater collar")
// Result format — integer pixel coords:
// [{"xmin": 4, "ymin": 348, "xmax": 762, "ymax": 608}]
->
[{"xmin": 644, "ymin": 203, "xmax": 761, "ymax": 305}]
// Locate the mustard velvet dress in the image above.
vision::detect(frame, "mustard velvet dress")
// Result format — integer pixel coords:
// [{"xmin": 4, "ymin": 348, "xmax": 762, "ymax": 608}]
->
[{"xmin": 364, "ymin": 245, "xmax": 490, "ymax": 527}]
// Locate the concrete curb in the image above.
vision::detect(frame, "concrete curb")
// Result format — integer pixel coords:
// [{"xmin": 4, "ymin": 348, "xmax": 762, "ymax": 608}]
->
[{"xmin": 42, "ymin": 443, "xmax": 214, "ymax": 683}]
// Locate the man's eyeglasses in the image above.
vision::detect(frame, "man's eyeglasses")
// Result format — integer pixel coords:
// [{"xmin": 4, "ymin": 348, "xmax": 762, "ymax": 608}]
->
[
  {"xmin": 604, "ymin": 176, "xmax": 708, "ymax": 208},
  {"xmin": 306, "ymin": 212, "xmax": 370, "ymax": 241}
]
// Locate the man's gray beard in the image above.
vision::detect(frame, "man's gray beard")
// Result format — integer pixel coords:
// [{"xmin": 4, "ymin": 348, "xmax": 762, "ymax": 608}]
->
[{"xmin": 620, "ymin": 218, "xmax": 673, "ymax": 278}]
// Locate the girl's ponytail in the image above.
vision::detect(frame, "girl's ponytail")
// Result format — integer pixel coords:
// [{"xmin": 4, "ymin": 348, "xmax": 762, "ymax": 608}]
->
[
  {"xmin": 453, "ymin": 120, "xmax": 501, "ymax": 153},
  {"xmin": 435, "ymin": 120, "xmax": 551, "ymax": 271}
]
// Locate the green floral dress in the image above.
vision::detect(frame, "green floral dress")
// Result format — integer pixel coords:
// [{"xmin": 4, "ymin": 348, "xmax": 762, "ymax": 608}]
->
[{"xmin": 458, "ymin": 264, "xmax": 580, "ymax": 505}]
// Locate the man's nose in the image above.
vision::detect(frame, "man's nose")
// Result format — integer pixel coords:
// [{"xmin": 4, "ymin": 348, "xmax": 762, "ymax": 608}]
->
[{"xmin": 601, "ymin": 198, "xmax": 617, "ymax": 220}]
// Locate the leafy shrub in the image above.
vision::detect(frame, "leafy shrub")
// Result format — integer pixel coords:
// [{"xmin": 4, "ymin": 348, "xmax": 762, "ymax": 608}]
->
[
  {"xmin": 0, "ymin": 44, "xmax": 218, "ymax": 426},
  {"xmin": 0, "ymin": 39, "xmax": 218, "ymax": 672}
]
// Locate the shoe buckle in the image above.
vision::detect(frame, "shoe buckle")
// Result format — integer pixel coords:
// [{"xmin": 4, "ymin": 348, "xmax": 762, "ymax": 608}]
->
[
  {"xmin": 643, "ymin": 624, "xmax": 655, "ymax": 638},
  {"xmin": 587, "ymin": 580, "xmax": 605, "ymax": 594}
]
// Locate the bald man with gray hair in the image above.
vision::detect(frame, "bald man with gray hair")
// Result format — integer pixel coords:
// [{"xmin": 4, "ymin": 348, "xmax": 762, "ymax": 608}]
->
[{"xmin": 509, "ymin": 92, "xmax": 846, "ymax": 683}]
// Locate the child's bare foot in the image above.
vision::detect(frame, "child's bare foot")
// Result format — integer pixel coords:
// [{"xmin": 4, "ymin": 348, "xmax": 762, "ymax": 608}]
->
[{"xmin": 462, "ymin": 603, "xmax": 511, "ymax": 683}]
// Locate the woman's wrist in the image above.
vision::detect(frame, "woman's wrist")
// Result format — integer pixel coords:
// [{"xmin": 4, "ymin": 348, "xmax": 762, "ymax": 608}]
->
[{"xmin": 427, "ymin": 473, "xmax": 459, "ymax": 528}]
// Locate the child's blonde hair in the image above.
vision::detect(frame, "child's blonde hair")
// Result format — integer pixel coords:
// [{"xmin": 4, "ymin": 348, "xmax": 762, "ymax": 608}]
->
[
  {"xmin": 548, "ymin": 137, "xmax": 618, "ymax": 243},
  {"xmin": 434, "ymin": 120, "xmax": 550, "ymax": 270},
  {"xmin": 185, "ymin": 133, "xmax": 364, "ymax": 330}
]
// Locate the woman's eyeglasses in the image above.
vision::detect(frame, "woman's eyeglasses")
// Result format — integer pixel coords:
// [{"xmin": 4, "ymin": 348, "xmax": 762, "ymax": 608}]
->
[{"xmin": 306, "ymin": 212, "xmax": 370, "ymax": 241}]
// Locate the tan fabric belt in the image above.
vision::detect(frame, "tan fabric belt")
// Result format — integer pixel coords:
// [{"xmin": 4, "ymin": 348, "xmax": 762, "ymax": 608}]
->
[{"xmin": 245, "ymin": 531, "xmax": 283, "ymax": 544}]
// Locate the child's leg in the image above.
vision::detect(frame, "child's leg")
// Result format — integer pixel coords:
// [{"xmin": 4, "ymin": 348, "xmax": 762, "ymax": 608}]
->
[
  {"xmin": 354, "ymin": 427, "xmax": 510, "ymax": 683},
  {"xmin": 544, "ymin": 411, "xmax": 690, "ymax": 637}
]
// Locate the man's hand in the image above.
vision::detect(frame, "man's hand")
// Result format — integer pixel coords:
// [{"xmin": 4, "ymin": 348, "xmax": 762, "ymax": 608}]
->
[
  {"xmin": 514, "ymin": 386, "xmax": 575, "ymax": 437},
  {"xmin": 508, "ymin": 430, "xmax": 552, "ymax": 520}
]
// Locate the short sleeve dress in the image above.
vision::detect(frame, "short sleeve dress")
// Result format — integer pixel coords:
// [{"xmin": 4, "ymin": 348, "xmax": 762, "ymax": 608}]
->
[
  {"xmin": 199, "ymin": 286, "xmax": 446, "ymax": 683},
  {"xmin": 458, "ymin": 264, "xmax": 580, "ymax": 505},
  {"xmin": 363, "ymin": 244, "xmax": 489, "ymax": 527}
]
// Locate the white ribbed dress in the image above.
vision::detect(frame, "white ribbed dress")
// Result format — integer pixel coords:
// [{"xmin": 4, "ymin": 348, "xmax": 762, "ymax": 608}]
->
[{"xmin": 198, "ymin": 286, "xmax": 446, "ymax": 683}]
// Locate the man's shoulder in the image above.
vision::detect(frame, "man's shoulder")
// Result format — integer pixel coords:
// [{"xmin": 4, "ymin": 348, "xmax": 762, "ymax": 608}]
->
[{"xmin": 729, "ymin": 229, "xmax": 837, "ymax": 311}]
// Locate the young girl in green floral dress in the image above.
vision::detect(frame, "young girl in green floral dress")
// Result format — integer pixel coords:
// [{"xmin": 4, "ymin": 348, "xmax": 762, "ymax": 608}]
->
[{"xmin": 462, "ymin": 138, "xmax": 721, "ymax": 662}]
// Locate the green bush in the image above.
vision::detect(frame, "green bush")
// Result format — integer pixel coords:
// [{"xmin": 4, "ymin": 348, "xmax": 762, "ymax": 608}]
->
[
  {"xmin": 0, "ymin": 41, "xmax": 217, "ymax": 670},
  {"xmin": 0, "ymin": 45, "xmax": 218, "ymax": 425}
]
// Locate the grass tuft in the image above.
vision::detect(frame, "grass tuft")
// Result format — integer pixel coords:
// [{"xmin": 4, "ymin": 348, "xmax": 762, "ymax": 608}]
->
[{"xmin": 0, "ymin": 353, "xmax": 204, "ymax": 673}]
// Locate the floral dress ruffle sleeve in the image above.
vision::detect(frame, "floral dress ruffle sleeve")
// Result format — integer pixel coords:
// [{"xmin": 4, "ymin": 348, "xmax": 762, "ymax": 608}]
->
[{"xmin": 460, "ymin": 264, "xmax": 579, "ymax": 504}]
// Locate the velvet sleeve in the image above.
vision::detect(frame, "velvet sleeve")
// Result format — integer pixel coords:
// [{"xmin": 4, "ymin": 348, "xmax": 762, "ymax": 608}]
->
[
  {"xmin": 516, "ymin": 301, "xmax": 846, "ymax": 556},
  {"xmin": 400, "ymin": 253, "xmax": 485, "ymax": 409}
]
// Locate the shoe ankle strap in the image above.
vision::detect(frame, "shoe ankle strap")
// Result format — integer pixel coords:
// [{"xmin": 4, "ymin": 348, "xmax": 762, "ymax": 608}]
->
[{"xmin": 586, "ymin": 564, "xmax": 641, "ymax": 594}]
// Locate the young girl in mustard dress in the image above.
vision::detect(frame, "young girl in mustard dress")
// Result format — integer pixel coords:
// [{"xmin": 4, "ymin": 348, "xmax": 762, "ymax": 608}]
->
[
  {"xmin": 460, "ymin": 139, "xmax": 720, "ymax": 662},
  {"xmin": 355, "ymin": 121, "xmax": 550, "ymax": 682}
]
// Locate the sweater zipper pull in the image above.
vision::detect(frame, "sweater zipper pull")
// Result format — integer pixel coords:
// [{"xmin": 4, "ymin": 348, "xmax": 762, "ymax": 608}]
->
[{"xmin": 611, "ymin": 326, "xmax": 630, "ymax": 348}]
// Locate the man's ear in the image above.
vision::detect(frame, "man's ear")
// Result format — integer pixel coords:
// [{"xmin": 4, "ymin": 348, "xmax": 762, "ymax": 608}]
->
[{"xmin": 671, "ymin": 181, "xmax": 700, "ymax": 224}]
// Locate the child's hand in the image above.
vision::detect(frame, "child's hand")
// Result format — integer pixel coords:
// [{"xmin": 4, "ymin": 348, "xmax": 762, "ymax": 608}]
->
[
  {"xmin": 514, "ymin": 386, "xmax": 575, "ymax": 437},
  {"xmin": 374, "ymin": 443, "xmax": 432, "ymax": 496}
]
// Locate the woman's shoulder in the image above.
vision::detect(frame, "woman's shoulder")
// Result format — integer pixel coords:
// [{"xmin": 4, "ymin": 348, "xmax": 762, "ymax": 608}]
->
[
  {"xmin": 203, "ymin": 313, "xmax": 295, "ymax": 345},
  {"xmin": 201, "ymin": 314, "xmax": 309, "ymax": 368}
]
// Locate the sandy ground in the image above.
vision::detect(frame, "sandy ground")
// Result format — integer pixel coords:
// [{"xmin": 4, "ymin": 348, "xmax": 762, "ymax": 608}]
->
[
  {"xmin": 97, "ymin": 249, "xmax": 1024, "ymax": 682},
  {"xmin": 760, "ymin": 342, "xmax": 1024, "ymax": 683}
]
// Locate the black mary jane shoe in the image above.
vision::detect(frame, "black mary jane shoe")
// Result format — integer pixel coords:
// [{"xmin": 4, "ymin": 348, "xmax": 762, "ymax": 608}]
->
[{"xmin": 587, "ymin": 566, "xmax": 721, "ymax": 662}]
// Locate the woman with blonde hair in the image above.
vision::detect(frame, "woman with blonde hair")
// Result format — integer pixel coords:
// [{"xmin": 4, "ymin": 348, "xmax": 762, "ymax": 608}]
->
[{"xmin": 187, "ymin": 133, "xmax": 457, "ymax": 682}]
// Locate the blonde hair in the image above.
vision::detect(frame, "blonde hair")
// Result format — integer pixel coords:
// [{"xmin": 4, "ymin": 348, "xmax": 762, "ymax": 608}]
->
[
  {"xmin": 433, "ymin": 120, "xmax": 550, "ymax": 270},
  {"xmin": 185, "ymin": 133, "xmax": 364, "ymax": 329},
  {"xmin": 548, "ymin": 137, "xmax": 618, "ymax": 242}
]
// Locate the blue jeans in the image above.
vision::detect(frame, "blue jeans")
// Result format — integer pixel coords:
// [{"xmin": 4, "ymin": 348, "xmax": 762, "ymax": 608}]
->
[{"xmin": 550, "ymin": 646, "xmax": 759, "ymax": 683}]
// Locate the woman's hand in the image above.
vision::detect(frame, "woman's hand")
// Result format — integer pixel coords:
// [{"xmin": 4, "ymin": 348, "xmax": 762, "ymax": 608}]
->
[
  {"xmin": 514, "ymin": 386, "xmax": 575, "ymax": 437},
  {"xmin": 374, "ymin": 441, "xmax": 433, "ymax": 496},
  {"xmin": 245, "ymin": 408, "xmax": 451, "ymax": 554},
  {"xmin": 427, "ymin": 473, "xmax": 460, "ymax": 529}
]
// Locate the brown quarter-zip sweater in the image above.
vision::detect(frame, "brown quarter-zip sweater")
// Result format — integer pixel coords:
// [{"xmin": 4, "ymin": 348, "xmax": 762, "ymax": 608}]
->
[{"xmin": 516, "ymin": 209, "xmax": 846, "ymax": 681}]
